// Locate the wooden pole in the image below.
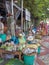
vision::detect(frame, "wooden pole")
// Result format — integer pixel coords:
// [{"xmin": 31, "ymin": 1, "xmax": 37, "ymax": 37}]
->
[
  {"xmin": 21, "ymin": 0, "xmax": 23, "ymax": 30},
  {"xmin": 11, "ymin": 0, "xmax": 14, "ymax": 17},
  {"xmin": 11, "ymin": 0, "xmax": 15, "ymax": 36}
]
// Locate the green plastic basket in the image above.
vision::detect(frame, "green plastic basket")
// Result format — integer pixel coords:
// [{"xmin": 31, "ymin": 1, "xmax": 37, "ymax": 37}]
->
[{"xmin": 23, "ymin": 54, "xmax": 36, "ymax": 65}]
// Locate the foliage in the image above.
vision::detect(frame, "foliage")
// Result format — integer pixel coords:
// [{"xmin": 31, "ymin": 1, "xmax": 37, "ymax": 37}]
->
[
  {"xmin": 5, "ymin": 59, "xmax": 26, "ymax": 65},
  {"xmin": 23, "ymin": 0, "xmax": 49, "ymax": 19},
  {"xmin": 17, "ymin": 0, "xmax": 49, "ymax": 26}
]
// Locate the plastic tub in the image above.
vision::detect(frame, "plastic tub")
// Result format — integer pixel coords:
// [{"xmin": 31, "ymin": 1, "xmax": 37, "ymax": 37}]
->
[{"xmin": 23, "ymin": 53, "xmax": 36, "ymax": 65}]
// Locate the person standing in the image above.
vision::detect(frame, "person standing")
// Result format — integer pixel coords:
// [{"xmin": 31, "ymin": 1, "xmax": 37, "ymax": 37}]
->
[
  {"xmin": 0, "ymin": 19, "xmax": 4, "ymax": 34},
  {"xmin": 0, "ymin": 18, "xmax": 6, "ymax": 43}
]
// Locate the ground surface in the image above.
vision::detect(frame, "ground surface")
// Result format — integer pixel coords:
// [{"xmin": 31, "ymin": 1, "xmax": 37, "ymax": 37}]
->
[{"xmin": 36, "ymin": 36, "xmax": 49, "ymax": 65}]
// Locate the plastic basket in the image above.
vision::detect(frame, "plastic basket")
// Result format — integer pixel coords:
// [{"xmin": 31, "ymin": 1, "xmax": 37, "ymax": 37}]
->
[{"xmin": 23, "ymin": 54, "xmax": 36, "ymax": 65}]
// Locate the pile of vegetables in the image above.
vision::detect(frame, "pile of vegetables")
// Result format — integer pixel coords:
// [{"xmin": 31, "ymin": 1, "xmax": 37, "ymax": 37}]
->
[
  {"xmin": 0, "ymin": 43, "xmax": 26, "ymax": 52},
  {"xmin": 18, "ymin": 44, "xmax": 26, "ymax": 51},
  {"xmin": 0, "ymin": 42, "xmax": 16, "ymax": 51}
]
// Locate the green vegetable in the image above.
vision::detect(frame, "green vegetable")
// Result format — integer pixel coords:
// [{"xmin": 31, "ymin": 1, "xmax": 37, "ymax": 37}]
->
[
  {"xmin": 5, "ymin": 59, "xmax": 26, "ymax": 65},
  {"xmin": 1, "ymin": 45, "xmax": 7, "ymax": 49},
  {"xmin": 6, "ymin": 46, "xmax": 13, "ymax": 51}
]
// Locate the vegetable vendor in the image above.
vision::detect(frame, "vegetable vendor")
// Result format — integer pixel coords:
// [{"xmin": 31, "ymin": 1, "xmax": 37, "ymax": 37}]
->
[
  {"xmin": 27, "ymin": 31, "xmax": 34, "ymax": 44},
  {"xmin": 18, "ymin": 33, "xmax": 26, "ymax": 45}
]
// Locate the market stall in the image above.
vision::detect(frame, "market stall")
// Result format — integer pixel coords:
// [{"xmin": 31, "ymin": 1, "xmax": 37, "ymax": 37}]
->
[
  {"xmin": 0, "ymin": 48, "xmax": 22, "ymax": 60},
  {"xmin": 0, "ymin": 27, "xmax": 42, "ymax": 65}
]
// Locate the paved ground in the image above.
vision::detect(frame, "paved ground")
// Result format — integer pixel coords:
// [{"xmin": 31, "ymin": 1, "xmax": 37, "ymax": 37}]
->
[{"xmin": 36, "ymin": 36, "xmax": 49, "ymax": 65}]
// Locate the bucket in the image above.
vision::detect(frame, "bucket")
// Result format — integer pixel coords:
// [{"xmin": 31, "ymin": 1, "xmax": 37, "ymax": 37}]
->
[{"xmin": 23, "ymin": 53, "xmax": 36, "ymax": 65}]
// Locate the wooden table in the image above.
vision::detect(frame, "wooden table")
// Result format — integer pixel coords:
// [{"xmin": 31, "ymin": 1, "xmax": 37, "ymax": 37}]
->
[{"xmin": 0, "ymin": 48, "xmax": 22, "ymax": 60}]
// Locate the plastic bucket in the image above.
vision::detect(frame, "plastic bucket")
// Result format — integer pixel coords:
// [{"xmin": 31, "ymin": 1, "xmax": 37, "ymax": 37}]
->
[{"xmin": 23, "ymin": 54, "xmax": 36, "ymax": 65}]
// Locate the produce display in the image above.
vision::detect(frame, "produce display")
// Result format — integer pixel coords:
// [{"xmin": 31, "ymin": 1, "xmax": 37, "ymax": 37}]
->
[
  {"xmin": 0, "ymin": 42, "xmax": 26, "ymax": 52},
  {"xmin": 0, "ymin": 41, "xmax": 41, "ymax": 53},
  {"xmin": 22, "ymin": 48, "xmax": 36, "ymax": 55},
  {"xmin": 0, "ymin": 34, "xmax": 41, "ymax": 65},
  {"xmin": 26, "ymin": 44, "xmax": 38, "ymax": 49},
  {"xmin": 0, "ymin": 42, "xmax": 17, "ymax": 51},
  {"xmin": 18, "ymin": 44, "xmax": 26, "ymax": 51}
]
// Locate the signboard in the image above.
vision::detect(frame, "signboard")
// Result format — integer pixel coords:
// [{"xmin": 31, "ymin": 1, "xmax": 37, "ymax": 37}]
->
[{"xmin": 25, "ymin": 9, "xmax": 31, "ymax": 21}]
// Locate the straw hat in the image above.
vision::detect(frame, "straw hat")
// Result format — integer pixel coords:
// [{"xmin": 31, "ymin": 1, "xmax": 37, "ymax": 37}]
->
[{"xmin": 19, "ymin": 33, "xmax": 23, "ymax": 37}]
